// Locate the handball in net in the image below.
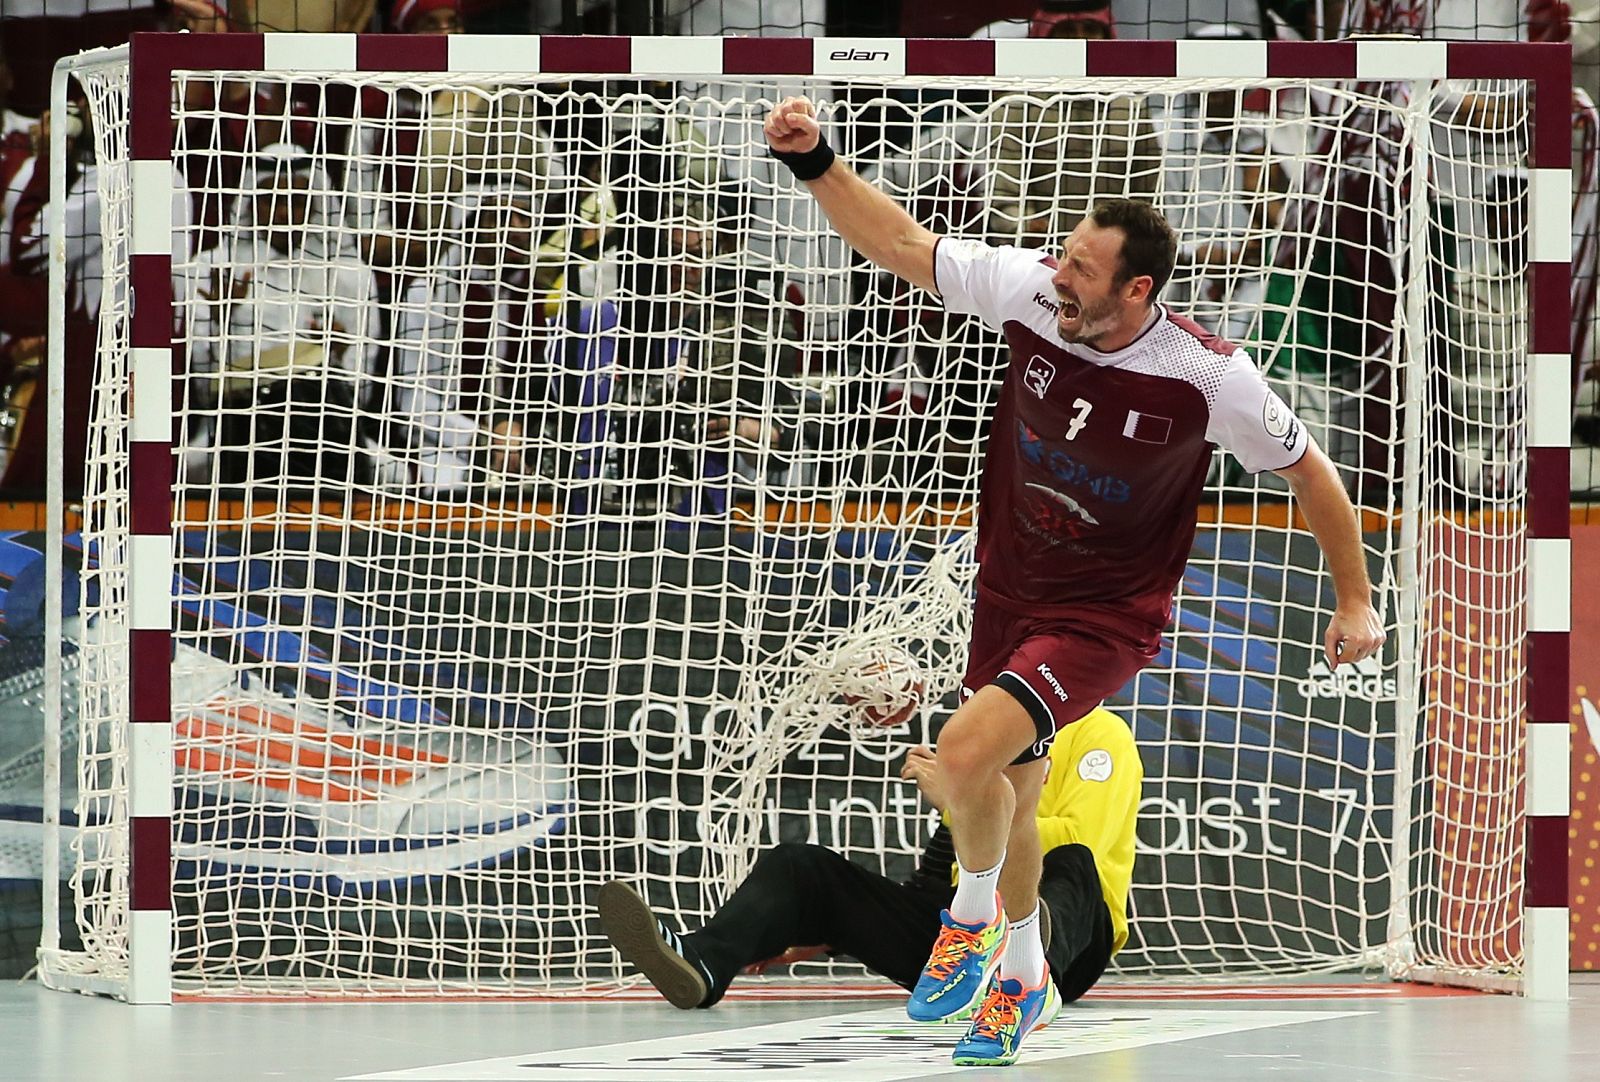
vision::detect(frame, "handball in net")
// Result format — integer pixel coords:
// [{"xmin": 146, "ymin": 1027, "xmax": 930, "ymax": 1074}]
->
[{"xmin": 840, "ymin": 645, "xmax": 926, "ymax": 729}]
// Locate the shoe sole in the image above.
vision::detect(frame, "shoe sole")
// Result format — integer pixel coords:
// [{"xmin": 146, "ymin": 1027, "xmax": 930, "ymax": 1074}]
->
[
  {"xmin": 596, "ymin": 882, "xmax": 708, "ymax": 1010},
  {"xmin": 953, "ymin": 1052, "xmax": 1022, "ymax": 1067}
]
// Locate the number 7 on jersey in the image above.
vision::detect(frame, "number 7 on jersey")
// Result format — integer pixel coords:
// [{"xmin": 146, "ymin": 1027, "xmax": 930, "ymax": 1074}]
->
[{"xmin": 1066, "ymin": 398, "xmax": 1092, "ymax": 441}]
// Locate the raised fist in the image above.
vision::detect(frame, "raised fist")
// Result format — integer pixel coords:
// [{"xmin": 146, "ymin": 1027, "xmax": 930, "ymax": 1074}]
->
[
  {"xmin": 764, "ymin": 97, "xmax": 821, "ymax": 155},
  {"xmin": 1526, "ymin": 0, "xmax": 1571, "ymax": 42}
]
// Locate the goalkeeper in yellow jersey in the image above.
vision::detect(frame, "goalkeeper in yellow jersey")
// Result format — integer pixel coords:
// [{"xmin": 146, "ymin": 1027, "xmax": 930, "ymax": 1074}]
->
[{"xmin": 597, "ymin": 705, "xmax": 1141, "ymax": 1012}]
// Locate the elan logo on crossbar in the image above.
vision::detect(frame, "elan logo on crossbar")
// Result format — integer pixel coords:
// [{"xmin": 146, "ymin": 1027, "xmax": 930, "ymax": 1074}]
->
[{"xmin": 828, "ymin": 49, "xmax": 891, "ymax": 62}]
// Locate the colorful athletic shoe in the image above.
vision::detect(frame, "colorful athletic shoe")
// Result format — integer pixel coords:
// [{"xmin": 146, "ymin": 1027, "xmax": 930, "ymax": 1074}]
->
[
  {"xmin": 596, "ymin": 881, "xmax": 718, "ymax": 1009},
  {"xmin": 906, "ymin": 900, "xmax": 1008, "ymax": 1022},
  {"xmin": 951, "ymin": 973, "xmax": 1062, "ymax": 1067}
]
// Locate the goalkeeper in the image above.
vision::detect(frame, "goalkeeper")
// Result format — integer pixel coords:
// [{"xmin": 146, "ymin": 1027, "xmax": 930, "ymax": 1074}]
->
[{"xmin": 597, "ymin": 705, "xmax": 1139, "ymax": 1013}]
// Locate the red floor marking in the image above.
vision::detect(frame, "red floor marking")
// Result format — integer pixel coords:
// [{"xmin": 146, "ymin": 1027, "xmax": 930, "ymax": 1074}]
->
[{"xmin": 175, "ymin": 980, "xmax": 1488, "ymax": 1005}]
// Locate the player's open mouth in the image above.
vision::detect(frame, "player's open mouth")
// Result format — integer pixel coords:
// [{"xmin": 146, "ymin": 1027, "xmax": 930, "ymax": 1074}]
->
[{"xmin": 1060, "ymin": 300, "xmax": 1081, "ymax": 320}]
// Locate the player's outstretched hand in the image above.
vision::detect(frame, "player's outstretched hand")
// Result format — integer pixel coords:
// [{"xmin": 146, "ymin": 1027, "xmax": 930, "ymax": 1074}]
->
[
  {"xmin": 764, "ymin": 97, "xmax": 821, "ymax": 155},
  {"xmin": 1324, "ymin": 604, "xmax": 1385, "ymax": 669}
]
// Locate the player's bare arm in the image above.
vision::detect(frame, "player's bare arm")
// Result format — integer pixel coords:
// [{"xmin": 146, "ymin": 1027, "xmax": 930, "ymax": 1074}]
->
[
  {"xmin": 764, "ymin": 96, "xmax": 941, "ymax": 293},
  {"xmin": 1274, "ymin": 444, "xmax": 1385, "ymax": 668}
]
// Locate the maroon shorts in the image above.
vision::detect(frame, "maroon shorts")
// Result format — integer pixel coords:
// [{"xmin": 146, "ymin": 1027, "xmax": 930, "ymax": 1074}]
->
[{"xmin": 962, "ymin": 596, "xmax": 1156, "ymax": 764}]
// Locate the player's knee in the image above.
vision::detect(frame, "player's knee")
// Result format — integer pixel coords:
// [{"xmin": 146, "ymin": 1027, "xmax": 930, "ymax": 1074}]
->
[
  {"xmin": 753, "ymin": 842, "xmax": 831, "ymax": 885},
  {"xmin": 935, "ymin": 726, "xmax": 1008, "ymax": 783}
]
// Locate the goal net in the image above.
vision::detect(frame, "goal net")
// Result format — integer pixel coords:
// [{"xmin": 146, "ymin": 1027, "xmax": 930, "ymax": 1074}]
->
[{"xmin": 42, "ymin": 35, "xmax": 1569, "ymax": 999}]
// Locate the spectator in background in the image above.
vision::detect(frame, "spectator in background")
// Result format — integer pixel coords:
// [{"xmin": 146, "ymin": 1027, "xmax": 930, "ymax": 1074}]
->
[
  {"xmin": 1158, "ymin": 25, "xmax": 1296, "ymax": 345},
  {"xmin": 677, "ymin": 0, "xmax": 825, "ymax": 35},
  {"xmin": 348, "ymin": 0, "xmax": 572, "ymax": 275},
  {"xmin": 169, "ymin": 0, "xmax": 244, "ymax": 32},
  {"xmin": 549, "ymin": 131, "xmax": 721, "ymax": 508},
  {"xmin": 251, "ymin": 0, "xmax": 375, "ymax": 31},
  {"xmin": 532, "ymin": 124, "xmax": 824, "ymax": 512},
  {"xmin": 0, "ymin": 45, "xmax": 36, "ymax": 241},
  {"xmin": 387, "ymin": 0, "xmax": 463, "ymax": 33},
  {"xmin": 6, "ymin": 85, "xmax": 189, "ymax": 494},
  {"xmin": 695, "ymin": 212, "xmax": 821, "ymax": 503},
  {"xmin": 980, "ymin": 1, "xmax": 1161, "ymax": 244},
  {"xmin": 184, "ymin": 144, "xmax": 379, "ymax": 489},
  {"xmin": 0, "ymin": 42, "xmax": 41, "ymax": 361},
  {"xmin": 1546, "ymin": 0, "xmax": 1599, "ymax": 74},
  {"xmin": 0, "ymin": 3, "xmax": 162, "ymax": 117},
  {"xmin": 166, "ymin": 2, "xmax": 326, "ymax": 255},
  {"xmin": 376, "ymin": 188, "xmax": 551, "ymax": 494},
  {"xmin": 1153, "ymin": 25, "xmax": 1337, "ymax": 496},
  {"xmin": 0, "ymin": 42, "xmax": 45, "ymax": 488},
  {"xmin": 393, "ymin": 0, "xmax": 524, "ymax": 32},
  {"xmin": 349, "ymin": 0, "xmax": 465, "ymax": 271},
  {"xmin": 1441, "ymin": 170, "xmax": 1527, "ymax": 499},
  {"xmin": 971, "ymin": 0, "xmax": 1115, "ymax": 38},
  {"xmin": 172, "ymin": 0, "xmax": 370, "ymax": 32}
]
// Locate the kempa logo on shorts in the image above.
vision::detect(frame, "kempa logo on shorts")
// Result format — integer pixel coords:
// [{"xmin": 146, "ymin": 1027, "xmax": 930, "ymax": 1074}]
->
[
  {"xmin": 1036, "ymin": 663, "xmax": 1069, "ymax": 703},
  {"xmin": 1297, "ymin": 655, "xmax": 1395, "ymax": 700}
]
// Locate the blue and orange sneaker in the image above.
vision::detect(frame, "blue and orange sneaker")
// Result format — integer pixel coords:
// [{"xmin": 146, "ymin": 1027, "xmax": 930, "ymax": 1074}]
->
[
  {"xmin": 951, "ymin": 972, "xmax": 1062, "ymax": 1066},
  {"xmin": 906, "ymin": 899, "xmax": 1008, "ymax": 1023}
]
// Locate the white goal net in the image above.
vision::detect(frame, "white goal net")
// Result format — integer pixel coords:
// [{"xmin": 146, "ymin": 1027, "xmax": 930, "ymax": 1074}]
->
[{"xmin": 42, "ymin": 38, "xmax": 1558, "ymax": 997}]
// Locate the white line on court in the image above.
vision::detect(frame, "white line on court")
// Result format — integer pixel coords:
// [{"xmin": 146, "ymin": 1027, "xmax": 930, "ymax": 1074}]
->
[{"xmin": 346, "ymin": 1006, "xmax": 1368, "ymax": 1081}]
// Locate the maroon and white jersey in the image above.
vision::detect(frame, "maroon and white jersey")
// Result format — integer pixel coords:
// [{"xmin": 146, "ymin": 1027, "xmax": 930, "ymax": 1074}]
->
[{"xmin": 934, "ymin": 239, "xmax": 1310, "ymax": 647}]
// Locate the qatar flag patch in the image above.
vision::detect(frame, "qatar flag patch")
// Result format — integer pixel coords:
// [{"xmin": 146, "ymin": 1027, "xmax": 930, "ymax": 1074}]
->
[{"xmin": 1122, "ymin": 410, "xmax": 1172, "ymax": 444}]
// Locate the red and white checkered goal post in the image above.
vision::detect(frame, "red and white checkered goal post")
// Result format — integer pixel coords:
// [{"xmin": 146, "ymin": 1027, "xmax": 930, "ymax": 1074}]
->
[{"xmin": 42, "ymin": 34, "xmax": 1572, "ymax": 1003}]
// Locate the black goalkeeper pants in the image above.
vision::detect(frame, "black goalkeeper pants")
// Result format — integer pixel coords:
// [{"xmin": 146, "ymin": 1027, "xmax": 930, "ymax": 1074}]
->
[{"xmin": 685, "ymin": 841, "xmax": 1114, "ymax": 1006}]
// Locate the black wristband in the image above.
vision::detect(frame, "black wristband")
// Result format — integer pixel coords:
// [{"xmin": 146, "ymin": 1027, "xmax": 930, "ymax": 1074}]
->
[{"xmin": 770, "ymin": 137, "xmax": 836, "ymax": 182}]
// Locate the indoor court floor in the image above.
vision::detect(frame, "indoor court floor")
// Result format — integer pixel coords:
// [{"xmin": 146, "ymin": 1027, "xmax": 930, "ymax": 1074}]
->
[{"xmin": 5, "ymin": 975, "xmax": 1597, "ymax": 1081}]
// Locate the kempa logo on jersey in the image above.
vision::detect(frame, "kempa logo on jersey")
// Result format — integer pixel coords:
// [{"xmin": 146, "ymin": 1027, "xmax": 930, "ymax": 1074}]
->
[
  {"xmin": 1297, "ymin": 656, "xmax": 1395, "ymax": 700},
  {"xmin": 1032, "ymin": 291, "xmax": 1060, "ymax": 316},
  {"xmin": 1037, "ymin": 662, "xmax": 1070, "ymax": 703}
]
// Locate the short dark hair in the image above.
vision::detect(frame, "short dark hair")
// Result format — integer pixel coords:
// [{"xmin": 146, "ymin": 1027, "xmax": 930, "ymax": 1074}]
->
[{"xmin": 1088, "ymin": 199, "xmax": 1177, "ymax": 300}]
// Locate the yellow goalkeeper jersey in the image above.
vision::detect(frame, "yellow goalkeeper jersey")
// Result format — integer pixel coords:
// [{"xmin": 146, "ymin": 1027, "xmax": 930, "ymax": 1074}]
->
[
  {"xmin": 927, "ymin": 707, "xmax": 1142, "ymax": 953},
  {"xmin": 1033, "ymin": 707, "xmax": 1143, "ymax": 955}
]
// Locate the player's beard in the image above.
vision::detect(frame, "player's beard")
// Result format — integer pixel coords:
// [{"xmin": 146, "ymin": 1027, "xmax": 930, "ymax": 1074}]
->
[{"xmin": 1055, "ymin": 292, "xmax": 1121, "ymax": 347}]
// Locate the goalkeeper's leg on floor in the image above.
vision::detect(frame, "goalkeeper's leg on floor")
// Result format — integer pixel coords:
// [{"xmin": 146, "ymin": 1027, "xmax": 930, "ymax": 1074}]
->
[{"xmin": 596, "ymin": 837, "xmax": 1114, "ymax": 1009}]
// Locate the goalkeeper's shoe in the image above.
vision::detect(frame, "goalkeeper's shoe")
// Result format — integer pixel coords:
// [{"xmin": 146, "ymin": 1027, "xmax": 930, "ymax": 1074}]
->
[
  {"xmin": 906, "ymin": 900, "xmax": 1008, "ymax": 1023},
  {"xmin": 951, "ymin": 972, "xmax": 1062, "ymax": 1067},
  {"xmin": 597, "ymin": 881, "xmax": 717, "ymax": 1010}
]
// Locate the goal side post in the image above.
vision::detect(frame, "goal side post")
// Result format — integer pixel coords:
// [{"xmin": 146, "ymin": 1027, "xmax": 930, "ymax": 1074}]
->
[{"xmin": 1520, "ymin": 39, "xmax": 1576, "ymax": 1001}]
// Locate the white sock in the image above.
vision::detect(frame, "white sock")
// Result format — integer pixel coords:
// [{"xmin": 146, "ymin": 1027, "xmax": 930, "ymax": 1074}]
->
[
  {"xmin": 949, "ymin": 857, "xmax": 1003, "ymax": 924},
  {"xmin": 999, "ymin": 904, "xmax": 1047, "ymax": 986}
]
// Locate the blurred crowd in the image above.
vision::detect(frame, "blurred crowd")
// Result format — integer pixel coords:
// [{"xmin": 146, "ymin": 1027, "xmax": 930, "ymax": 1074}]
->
[{"xmin": 0, "ymin": 0, "xmax": 1594, "ymax": 505}]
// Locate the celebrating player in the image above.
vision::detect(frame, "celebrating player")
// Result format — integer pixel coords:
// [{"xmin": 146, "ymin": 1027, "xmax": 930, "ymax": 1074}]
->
[
  {"xmin": 761, "ymin": 96, "xmax": 1385, "ymax": 1067},
  {"xmin": 598, "ymin": 706, "xmax": 1140, "ymax": 1031}
]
